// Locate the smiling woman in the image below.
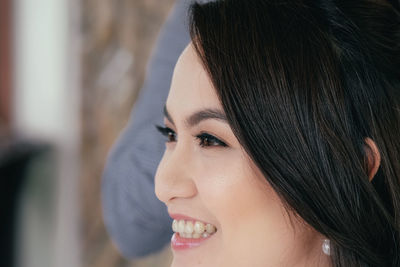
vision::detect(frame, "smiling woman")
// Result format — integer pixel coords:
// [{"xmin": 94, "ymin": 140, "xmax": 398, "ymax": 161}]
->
[{"xmin": 153, "ymin": 0, "xmax": 400, "ymax": 267}]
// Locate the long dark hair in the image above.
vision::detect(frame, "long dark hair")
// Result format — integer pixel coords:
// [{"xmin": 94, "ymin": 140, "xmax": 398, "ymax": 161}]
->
[{"xmin": 188, "ymin": 0, "xmax": 400, "ymax": 266}]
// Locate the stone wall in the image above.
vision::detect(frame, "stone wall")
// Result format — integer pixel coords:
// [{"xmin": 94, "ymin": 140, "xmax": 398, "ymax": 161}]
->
[{"xmin": 79, "ymin": 1, "xmax": 175, "ymax": 266}]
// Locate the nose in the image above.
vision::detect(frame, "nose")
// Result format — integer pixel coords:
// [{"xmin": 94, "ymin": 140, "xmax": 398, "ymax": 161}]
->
[{"xmin": 154, "ymin": 142, "xmax": 198, "ymax": 205}]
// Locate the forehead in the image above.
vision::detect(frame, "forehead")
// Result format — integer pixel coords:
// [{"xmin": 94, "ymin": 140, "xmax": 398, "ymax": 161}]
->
[{"xmin": 166, "ymin": 44, "xmax": 222, "ymax": 119}]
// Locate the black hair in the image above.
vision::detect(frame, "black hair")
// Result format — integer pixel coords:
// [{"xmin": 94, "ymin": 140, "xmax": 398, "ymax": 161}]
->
[{"xmin": 188, "ymin": 0, "xmax": 400, "ymax": 266}]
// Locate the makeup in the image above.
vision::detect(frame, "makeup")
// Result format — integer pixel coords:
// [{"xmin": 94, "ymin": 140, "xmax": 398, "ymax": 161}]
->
[{"xmin": 171, "ymin": 231, "xmax": 215, "ymax": 250}]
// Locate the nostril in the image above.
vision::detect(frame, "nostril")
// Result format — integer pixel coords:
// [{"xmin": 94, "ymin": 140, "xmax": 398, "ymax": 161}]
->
[{"xmin": 154, "ymin": 146, "xmax": 198, "ymax": 204}]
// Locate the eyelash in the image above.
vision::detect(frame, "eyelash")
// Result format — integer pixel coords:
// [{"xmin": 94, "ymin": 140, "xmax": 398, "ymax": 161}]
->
[{"xmin": 155, "ymin": 124, "xmax": 228, "ymax": 148}]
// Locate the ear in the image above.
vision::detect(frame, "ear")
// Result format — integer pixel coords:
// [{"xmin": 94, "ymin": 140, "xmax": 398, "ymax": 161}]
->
[{"xmin": 364, "ymin": 137, "xmax": 381, "ymax": 181}]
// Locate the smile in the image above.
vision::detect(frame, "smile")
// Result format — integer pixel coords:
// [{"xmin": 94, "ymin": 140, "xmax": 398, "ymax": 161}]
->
[{"xmin": 169, "ymin": 214, "xmax": 218, "ymax": 250}]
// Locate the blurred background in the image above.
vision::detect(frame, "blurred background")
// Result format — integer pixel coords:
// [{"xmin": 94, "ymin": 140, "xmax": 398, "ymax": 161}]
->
[{"xmin": 0, "ymin": 0, "xmax": 175, "ymax": 266}]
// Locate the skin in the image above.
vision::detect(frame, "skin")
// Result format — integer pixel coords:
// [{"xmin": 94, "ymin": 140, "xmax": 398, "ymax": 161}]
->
[
  {"xmin": 365, "ymin": 137, "xmax": 381, "ymax": 182},
  {"xmin": 154, "ymin": 43, "xmax": 334, "ymax": 267}
]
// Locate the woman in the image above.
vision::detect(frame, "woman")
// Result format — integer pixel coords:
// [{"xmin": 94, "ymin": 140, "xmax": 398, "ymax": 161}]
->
[{"xmin": 154, "ymin": 0, "xmax": 400, "ymax": 266}]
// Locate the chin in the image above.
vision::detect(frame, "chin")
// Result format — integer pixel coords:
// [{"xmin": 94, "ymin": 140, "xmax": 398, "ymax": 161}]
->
[{"xmin": 171, "ymin": 250, "xmax": 216, "ymax": 267}]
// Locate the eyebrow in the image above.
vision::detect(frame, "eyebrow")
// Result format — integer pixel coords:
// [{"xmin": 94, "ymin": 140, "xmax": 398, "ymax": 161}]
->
[{"xmin": 163, "ymin": 104, "xmax": 228, "ymax": 128}]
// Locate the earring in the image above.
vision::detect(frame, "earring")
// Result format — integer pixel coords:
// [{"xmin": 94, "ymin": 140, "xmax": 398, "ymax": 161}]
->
[{"xmin": 322, "ymin": 239, "xmax": 331, "ymax": 256}]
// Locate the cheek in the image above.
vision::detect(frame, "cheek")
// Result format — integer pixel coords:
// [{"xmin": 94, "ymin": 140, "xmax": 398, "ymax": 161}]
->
[
  {"xmin": 196, "ymin": 152, "xmax": 282, "ymax": 221},
  {"xmin": 195, "ymin": 150, "xmax": 285, "ymax": 231},
  {"xmin": 193, "ymin": 149, "xmax": 247, "ymax": 216},
  {"xmin": 194, "ymin": 151, "xmax": 298, "ymax": 264}
]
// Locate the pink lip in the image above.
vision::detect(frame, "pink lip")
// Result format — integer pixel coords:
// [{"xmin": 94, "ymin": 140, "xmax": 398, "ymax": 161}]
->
[
  {"xmin": 171, "ymin": 232, "xmax": 214, "ymax": 250},
  {"xmin": 168, "ymin": 213, "xmax": 217, "ymax": 251}
]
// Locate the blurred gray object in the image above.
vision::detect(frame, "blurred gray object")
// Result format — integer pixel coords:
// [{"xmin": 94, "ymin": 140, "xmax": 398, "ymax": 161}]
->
[{"xmin": 101, "ymin": 0, "xmax": 200, "ymax": 259}]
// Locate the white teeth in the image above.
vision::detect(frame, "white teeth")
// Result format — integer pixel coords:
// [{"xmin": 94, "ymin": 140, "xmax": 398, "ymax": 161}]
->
[
  {"xmin": 178, "ymin": 220, "xmax": 185, "ymax": 233},
  {"xmin": 172, "ymin": 219, "xmax": 178, "ymax": 232},
  {"xmin": 172, "ymin": 219, "xmax": 217, "ymax": 239},
  {"xmin": 206, "ymin": 223, "xmax": 216, "ymax": 234},
  {"xmin": 192, "ymin": 233, "xmax": 201, "ymax": 239},
  {"xmin": 180, "ymin": 232, "xmax": 192, "ymax": 238},
  {"xmin": 194, "ymin": 221, "xmax": 205, "ymax": 234},
  {"xmin": 185, "ymin": 221, "xmax": 194, "ymax": 234}
]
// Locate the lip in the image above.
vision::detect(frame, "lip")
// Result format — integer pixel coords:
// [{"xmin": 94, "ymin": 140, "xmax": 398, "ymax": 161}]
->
[
  {"xmin": 168, "ymin": 213, "xmax": 218, "ymax": 251},
  {"xmin": 171, "ymin": 232, "xmax": 214, "ymax": 250}
]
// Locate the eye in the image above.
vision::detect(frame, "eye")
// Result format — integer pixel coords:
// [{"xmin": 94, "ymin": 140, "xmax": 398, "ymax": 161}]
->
[
  {"xmin": 155, "ymin": 124, "xmax": 177, "ymax": 142},
  {"xmin": 195, "ymin": 133, "xmax": 227, "ymax": 148},
  {"xmin": 155, "ymin": 124, "xmax": 228, "ymax": 148}
]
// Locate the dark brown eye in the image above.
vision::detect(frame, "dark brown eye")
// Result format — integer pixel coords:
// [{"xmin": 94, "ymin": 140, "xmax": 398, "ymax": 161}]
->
[
  {"xmin": 196, "ymin": 133, "xmax": 227, "ymax": 148},
  {"xmin": 155, "ymin": 124, "xmax": 228, "ymax": 148},
  {"xmin": 155, "ymin": 125, "xmax": 177, "ymax": 142}
]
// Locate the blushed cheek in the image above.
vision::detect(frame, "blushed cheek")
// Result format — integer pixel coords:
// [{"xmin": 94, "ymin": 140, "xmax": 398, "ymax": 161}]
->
[
  {"xmin": 199, "ymin": 153, "xmax": 297, "ymax": 265},
  {"xmin": 196, "ymin": 151, "xmax": 277, "ymax": 229},
  {"xmin": 195, "ymin": 151, "xmax": 249, "ymax": 218}
]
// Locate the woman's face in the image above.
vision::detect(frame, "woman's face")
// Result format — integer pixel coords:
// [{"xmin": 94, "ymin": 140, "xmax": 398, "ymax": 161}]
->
[{"xmin": 155, "ymin": 44, "xmax": 329, "ymax": 267}]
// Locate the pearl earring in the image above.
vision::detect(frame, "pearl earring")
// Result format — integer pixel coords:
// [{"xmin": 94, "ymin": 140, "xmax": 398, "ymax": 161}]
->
[{"xmin": 322, "ymin": 239, "xmax": 331, "ymax": 256}]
